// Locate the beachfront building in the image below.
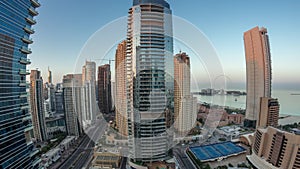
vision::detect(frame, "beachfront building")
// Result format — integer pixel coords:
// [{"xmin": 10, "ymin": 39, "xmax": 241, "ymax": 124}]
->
[
  {"xmin": 248, "ymin": 126, "xmax": 300, "ymax": 169},
  {"xmin": 244, "ymin": 26, "xmax": 272, "ymax": 128}
]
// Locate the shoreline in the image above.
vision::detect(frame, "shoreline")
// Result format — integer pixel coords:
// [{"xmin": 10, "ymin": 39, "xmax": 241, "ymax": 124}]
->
[{"xmin": 279, "ymin": 115, "xmax": 300, "ymax": 125}]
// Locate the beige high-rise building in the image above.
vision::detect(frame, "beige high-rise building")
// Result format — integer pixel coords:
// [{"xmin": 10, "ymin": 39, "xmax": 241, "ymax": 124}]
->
[
  {"xmin": 115, "ymin": 41, "xmax": 128, "ymax": 136},
  {"xmin": 82, "ymin": 61, "xmax": 96, "ymax": 84},
  {"xmin": 244, "ymin": 26, "xmax": 272, "ymax": 128},
  {"xmin": 82, "ymin": 61, "xmax": 97, "ymax": 128},
  {"xmin": 248, "ymin": 127, "xmax": 300, "ymax": 169},
  {"xmin": 257, "ymin": 97, "xmax": 279, "ymax": 128},
  {"xmin": 174, "ymin": 52, "xmax": 197, "ymax": 136},
  {"xmin": 30, "ymin": 70, "xmax": 47, "ymax": 142}
]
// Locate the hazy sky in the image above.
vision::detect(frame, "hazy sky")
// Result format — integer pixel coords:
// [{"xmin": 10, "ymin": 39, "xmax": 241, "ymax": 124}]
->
[{"xmin": 29, "ymin": 0, "xmax": 300, "ymax": 90}]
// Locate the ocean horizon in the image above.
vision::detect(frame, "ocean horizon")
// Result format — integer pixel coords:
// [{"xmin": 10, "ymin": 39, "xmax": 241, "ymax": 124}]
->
[{"xmin": 194, "ymin": 89, "xmax": 300, "ymax": 117}]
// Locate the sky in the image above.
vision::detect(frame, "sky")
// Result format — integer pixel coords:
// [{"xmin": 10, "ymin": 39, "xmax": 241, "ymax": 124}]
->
[{"xmin": 29, "ymin": 0, "xmax": 300, "ymax": 90}]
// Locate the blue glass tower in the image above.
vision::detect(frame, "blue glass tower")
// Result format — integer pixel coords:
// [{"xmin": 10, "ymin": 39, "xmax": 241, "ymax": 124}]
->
[{"xmin": 0, "ymin": 0, "xmax": 41, "ymax": 168}]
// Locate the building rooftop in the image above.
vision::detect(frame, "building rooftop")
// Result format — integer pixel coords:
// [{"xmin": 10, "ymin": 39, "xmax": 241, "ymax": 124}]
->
[
  {"xmin": 60, "ymin": 136, "xmax": 75, "ymax": 145},
  {"xmin": 189, "ymin": 141, "xmax": 246, "ymax": 162},
  {"xmin": 43, "ymin": 147, "xmax": 60, "ymax": 158},
  {"xmin": 133, "ymin": 0, "xmax": 170, "ymax": 8}
]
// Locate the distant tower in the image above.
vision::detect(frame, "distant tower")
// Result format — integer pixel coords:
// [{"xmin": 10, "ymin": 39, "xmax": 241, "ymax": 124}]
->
[
  {"xmin": 82, "ymin": 61, "xmax": 97, "ymax": 128},
  {"xmin": 62, "ymin": 74, "xmax": 83, "ymax": 136},
  {"xmin": 244, "ymin": 26, "xmax": 272, "ymax": 128},
  {"xmin": 115, "ymin": 40, "xmax": 128, "ymax": 136},
  {"xmin": 30, "ymin": 70, "xmax": 47, "ymax": 141},
  {"xmin": 97, "ymin": 64, "xmax": 112, "ymax": 114},
  {"xmin": 174, "ymin": 52, "xmax": 197, "ymax": 136},
  {"xmin": 48, "ymin": 66, "xmax": 52, "ymax": 84}
]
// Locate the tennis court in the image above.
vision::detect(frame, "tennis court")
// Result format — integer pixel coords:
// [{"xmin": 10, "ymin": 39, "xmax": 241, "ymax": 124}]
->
[{"xmin": 189, "ymin": 141, "xmax": 246, "ymax": 162}]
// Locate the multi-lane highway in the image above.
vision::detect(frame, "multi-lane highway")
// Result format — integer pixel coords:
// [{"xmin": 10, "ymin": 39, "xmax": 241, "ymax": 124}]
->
[
  {"xmin": 58, "ymin": 118, "xmax": 107, "ymax": 169},
  {"xmin": 173, "ymin": 145, "xmax": 196, "ymax": 169}
]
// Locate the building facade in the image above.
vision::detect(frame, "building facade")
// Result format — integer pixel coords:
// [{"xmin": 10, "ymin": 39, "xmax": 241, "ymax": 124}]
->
[
  {"xmin": 30, "ymin": 70, "xmax": 47, "ymax": 142},
  {"xmin": 0, "ymin": 0, "xmax": 41, "ymax": 168},
  {"xmin": 82, "ymin": 61, "xmax": 97, "ymax": 128},
  {"xmin": 257, "ymin": 97, "xmax": 279, "ymax": 128},
  {"xmin": 98, "ymin": 64, "xmax": 112, "ymax": 114},
  {"xmin": 248, "ymin": 127, "xmax": 300, "ymax": 169},
  {"xmin": 62, "ymin": 74, "xmax": 83, "ymax": 137},
  {"xmin": 115, "ymin": 41, "xmax": 128, "ymax": 136},
  {"xmin": 174, "ymin": 52, "xmax": 197, "ymax": 136},
  {"xmin": 55, "ymin": 90, "xmax": 64, "ymax": 114},
  {"xmin": 244, "ymin": 26, "xmax": 272, "ymax": 128},
  {"xmin": 126, "ymin": 0, "xmax": 174, "ymax": 163}
]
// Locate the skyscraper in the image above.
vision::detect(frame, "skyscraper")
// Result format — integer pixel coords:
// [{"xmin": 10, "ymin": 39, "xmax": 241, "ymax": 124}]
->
[
  {"xmin": 0, "ymin": 1, "xmax": 41, "ymax": 168},
  {"xmin": 30, "ymin": 70, "xmax": 47, "ymax": 142},
  {"xmin": 98, "ymin": 64, "xmax": 112, "ymax": 114},
  {"xmin": 82, "ymin": 61, "xmax": 97, "ymax": 128},
  {"xmin": 63, "ymin": 74, "xmax": 83, "ymax": 137},
  {"xmin": 174, "ymin": 52, "xmax": 197, "ymax": 136},
  {"xmin": 82, "ymin": 61, "xmax": 96, "ymax": 84},
  {"xmin": 115, "ymin": 41, "xmax": 128, "ymax": 136},
  {"xmin": 48, "ymin": 66, "xmax": 52, "ymax": 84},
  {"xmin": 126, "ymin": 0, "xmax": 173, "ymax": 163},
  {"xmin": 244, "ymin": 26, "xmax": 272, "ymax": 128}
]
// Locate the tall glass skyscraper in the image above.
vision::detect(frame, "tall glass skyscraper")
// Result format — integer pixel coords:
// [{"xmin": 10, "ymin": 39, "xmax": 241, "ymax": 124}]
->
[
  {"xmin": 126, "ymin": 0, "xmax": 174, "ymax": 163},
  {"xmin": 0, "ymin": 0, "xmax": 41, "ymax": 168}
]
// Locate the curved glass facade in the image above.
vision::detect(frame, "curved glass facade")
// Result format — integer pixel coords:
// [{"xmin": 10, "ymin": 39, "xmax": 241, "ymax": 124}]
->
[{"xmin": 0, "ymin": 0, "xmax": 40, "ymax": 168}]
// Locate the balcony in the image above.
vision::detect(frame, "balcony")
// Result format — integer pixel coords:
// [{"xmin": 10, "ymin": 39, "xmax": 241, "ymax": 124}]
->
[
  {"xmin": 19, "ymin": 57, "xmax": 31, "ymax": 65},
  {"xmin": 28, "ymin": 7, "xmax": 39, "ymax": 16},
  {"xmin": 21, "ymin": 105, "xmax": 30, "ymax": 110},
  {"xmin": 26, "ymin": 16, "xmax": 37, "ymax": 25},
  {"xmin": 30, "ymin": 0, "xmax": 41, "ymax": 8},
  {"xmin": 19, "ymin": 80, "xmax": 27, "ymax": 87},
  {"xmin": 27, "ymin": 140, "xmax": 33, "ymax": 146},
  {"xmin": 19, "ymin": 69, "xmax": 30, "ymax": 75},
  {"xmin": 25, "ymin": 125, "xmax": 33, "ymax": 132},
  {"xmin": 32, "ymin": 158, "xmax": 41, "ymax": 167},
  {"xmin": 20, "ymin": 92, "xmax": 28, "ymax": 98},
  {"xmin": 24, "ymin": 26, "xmax": 35, "ymax": 34},
  {"xmin": 22, "ymin": 115, "xmax": 32, "ymax": 121},
  {"xmin": 30, "ymin": 149, "xmax": 39, "ymax": 157},
  {"xmin": 21, "ymin": 36, "xmax": 33, "ymax": 44},
  {"xmin": 20, "ymin": 47, "xmax": 32, "ymax": 54}
]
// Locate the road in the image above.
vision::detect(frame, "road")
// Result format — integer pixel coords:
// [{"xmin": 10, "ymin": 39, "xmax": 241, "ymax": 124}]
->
[
  {"xmin": 173, "ymin": 145, "xmax": 196, "ymax": 169},
  {"xmin": 58, "ymin": 118, "xmax": 107, "ymax": 169}
]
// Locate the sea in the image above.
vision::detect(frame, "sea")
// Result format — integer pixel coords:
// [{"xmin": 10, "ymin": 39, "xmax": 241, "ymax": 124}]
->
[{"xmin": 194, "ymin": 89, "xmax": 300, "ymax": 117}]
